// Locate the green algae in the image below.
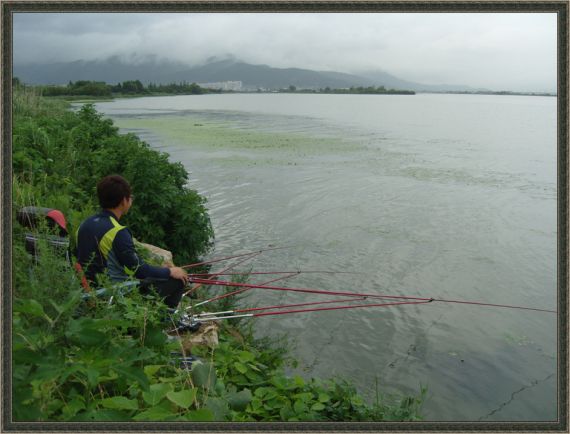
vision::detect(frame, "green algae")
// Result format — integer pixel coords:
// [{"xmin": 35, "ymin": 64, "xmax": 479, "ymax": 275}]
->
[{"xmin": 114, "ymin": 114, "xmax": 359, "ymax": 157}]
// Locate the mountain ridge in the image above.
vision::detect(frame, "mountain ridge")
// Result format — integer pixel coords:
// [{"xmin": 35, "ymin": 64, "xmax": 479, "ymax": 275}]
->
[{"xmin": 14, "ymin": 56, "xmax": 483, "ymax": 92}]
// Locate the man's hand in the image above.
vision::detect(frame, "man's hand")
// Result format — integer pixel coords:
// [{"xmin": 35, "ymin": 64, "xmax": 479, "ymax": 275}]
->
[{"xmin": 169, "ymin": 266, "xmax": 190, "ymax": 284}]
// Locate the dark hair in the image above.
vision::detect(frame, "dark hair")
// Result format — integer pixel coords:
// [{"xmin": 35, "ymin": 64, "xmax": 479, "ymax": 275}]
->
[{"xmin": 97, "ymin": 175, "xmax": 132, "ymax": 209}]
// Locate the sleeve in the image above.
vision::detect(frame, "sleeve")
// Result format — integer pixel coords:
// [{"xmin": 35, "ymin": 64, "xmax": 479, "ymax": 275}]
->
[{"xmin": 112, "ymin": 228, "xmax": 171, "ymax": 280}]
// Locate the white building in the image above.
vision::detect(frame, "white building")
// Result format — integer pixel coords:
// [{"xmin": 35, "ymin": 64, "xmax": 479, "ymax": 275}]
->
[{"xmin": 198, "ymin": 81, "xmax": 243, "ymax": 91}]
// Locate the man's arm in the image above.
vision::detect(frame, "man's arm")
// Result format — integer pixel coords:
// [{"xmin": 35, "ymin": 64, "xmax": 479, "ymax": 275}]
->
[{"xmin": 113, "ymin": 229, "xmax": 173, "ymax": 280}]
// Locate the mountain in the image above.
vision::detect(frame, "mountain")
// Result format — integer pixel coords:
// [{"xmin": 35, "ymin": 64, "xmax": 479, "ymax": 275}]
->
[
  {"xmin": 13, "ymin": 56, "xmax": 477, "ymax": 92},
  {"xmin": 13, "ymin": 56, "xmax": 191, "ymax": 86},
  {"xmin": 355, "ymin": 70, "xmax": 483, "ymax": 93}
]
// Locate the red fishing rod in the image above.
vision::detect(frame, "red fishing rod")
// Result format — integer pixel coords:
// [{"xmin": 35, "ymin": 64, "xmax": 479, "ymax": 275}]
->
[
  {"xmin": 194, "ymin": 297, "xmax": 368, "ymax": 320},
  {"xmin": 189, "ymin": 270, "xmax": 358, "ymax": 277},
  {"xmin": 192, "ymin": 299, "xmax": 434, "ymax": 322},
  {"xmin": 188, "ymin": 270, "xmax": 356, "ymax": 309},
  {"xmin": 190, "ymin": 272, "xmax": 302, "ymax": 309},
  {"xmin": 183, "ymin": 251, "xmax": 263, "ymax": 298},
  {"xmin": 189, "ymin": 277, "xmax": 428, "ymax": 302},
  {"xmin": 187, "ymin": 277, "xmax": 557, "ymax": 314}
]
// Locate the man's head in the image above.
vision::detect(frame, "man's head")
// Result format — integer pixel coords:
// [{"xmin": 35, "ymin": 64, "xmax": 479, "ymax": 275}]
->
[{"xmin": 97, "ymin": 175, "xmax": 133, "ymax": 213}]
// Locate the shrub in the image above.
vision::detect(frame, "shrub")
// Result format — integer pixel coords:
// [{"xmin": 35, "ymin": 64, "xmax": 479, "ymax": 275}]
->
[{"xmin": 12, "ymin": 92, "xmax": 213, "ymax": 264}]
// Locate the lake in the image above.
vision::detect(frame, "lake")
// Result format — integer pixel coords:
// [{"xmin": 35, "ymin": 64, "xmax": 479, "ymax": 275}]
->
[{"xmin": 94, "ymin": 93, "xmax": 558, "ymax": 421}]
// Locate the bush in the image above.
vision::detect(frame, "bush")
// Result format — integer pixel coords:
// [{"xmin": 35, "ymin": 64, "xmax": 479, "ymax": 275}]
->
[{"xmin": 12, "ymin": 93, "xmax": 213, "ymax": 264}]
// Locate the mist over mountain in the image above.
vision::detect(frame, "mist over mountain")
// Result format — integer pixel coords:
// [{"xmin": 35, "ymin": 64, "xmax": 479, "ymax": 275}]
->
[{"xmin": 14, "ymin": 56, "xmax": 482, "ymax": 92}]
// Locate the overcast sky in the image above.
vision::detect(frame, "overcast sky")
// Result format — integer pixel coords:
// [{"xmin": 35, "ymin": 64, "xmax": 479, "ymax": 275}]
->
[{"xmin": 13, "ymin": 12, "xmax": 557, "ymax": 92}]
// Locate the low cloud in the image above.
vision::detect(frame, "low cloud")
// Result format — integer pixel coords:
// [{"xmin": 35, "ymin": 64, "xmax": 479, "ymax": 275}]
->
[{"xmin": 13, "ymin": 12, "xmax": 557, "ymax": 92}]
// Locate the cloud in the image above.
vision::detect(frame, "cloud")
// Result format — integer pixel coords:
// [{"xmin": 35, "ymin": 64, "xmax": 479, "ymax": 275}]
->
[{"xmin": 13, "ymin": 12, "xmax": 557, "ymax": 91}]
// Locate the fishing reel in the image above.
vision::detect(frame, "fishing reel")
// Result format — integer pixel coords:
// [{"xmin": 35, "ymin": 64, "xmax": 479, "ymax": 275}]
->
[{"xmin": 166, "ymin": 309, "xmax": 202, "ymax": 333}]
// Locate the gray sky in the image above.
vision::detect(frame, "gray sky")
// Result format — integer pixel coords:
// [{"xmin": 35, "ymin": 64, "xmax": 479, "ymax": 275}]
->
[{"xmin": 13, "ymin": 12, "xmax": 557, "ymax": 92}]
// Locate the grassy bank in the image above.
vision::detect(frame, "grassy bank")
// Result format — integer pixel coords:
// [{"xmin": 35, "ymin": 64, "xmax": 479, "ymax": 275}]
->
[{"xmin": 12, "ymin": 86, "xmax": 425, "ymax": 422}]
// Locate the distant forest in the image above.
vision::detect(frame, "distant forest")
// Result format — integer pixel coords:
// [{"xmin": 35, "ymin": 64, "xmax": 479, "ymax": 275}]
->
[
  {"xmin": 12, "ymin": 78, "xmax": 220, "ymax": 97},
  {"xmin": 12, "ymin": 77, "xmax": 416, "ymax": 97}
]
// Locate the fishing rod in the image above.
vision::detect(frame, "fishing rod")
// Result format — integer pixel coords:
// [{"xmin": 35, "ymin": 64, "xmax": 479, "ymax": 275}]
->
[
  {"xmin": 187, "ymin": 277, "xmax": 557, "ymax": 314},
  {"xmin": 191, "ymin": 299, "xmax": 433, "ymax": 322},
  {"xmin": 180, "ymin": 272, "xmax": 304, "ymax": 330},
  {"xmin": 189, "ymin": 277, "xmax": 428, "ymax": 302},
  {"xmin": 183, "ymin": 251, "xmax": 262, "ymax": 298},
  {"xmin": 187, "ymin": 269, "xmax": 356, "ymax": 308},
  {"xmin": 190, "ymin": 272, "xmax": 302, "ymax": 309},
  {"xmin": 180, "ymin": 245, "xmax": 295, "ymax": 269},
  {"xmin": 194, "ymin": 296, "xmax": 369, "ymax": 319},
  {"xmin": 188, "ymin": 270, "xmax": 358, "ymax": 277}
]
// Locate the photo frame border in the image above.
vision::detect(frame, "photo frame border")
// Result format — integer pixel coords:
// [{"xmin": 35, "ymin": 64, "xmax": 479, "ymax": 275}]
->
[{"xmin": 1, "ymin": 1, "xmax": 567, "ymax": 431}]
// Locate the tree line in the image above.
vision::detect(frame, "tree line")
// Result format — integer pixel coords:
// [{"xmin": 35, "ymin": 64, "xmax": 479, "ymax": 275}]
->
[
  {"xmin": 12, "ymin": 77, "xmax": 221, "ymax": 97},
  {"xmin": 282, "ymin": 85, "xmax": 415, "ymax": 95}
]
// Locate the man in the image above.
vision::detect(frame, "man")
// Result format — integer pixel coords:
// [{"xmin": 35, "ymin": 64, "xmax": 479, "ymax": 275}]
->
[{"xmin": 76, "ymin": 175, "xmax": 189, "ymax": 309}]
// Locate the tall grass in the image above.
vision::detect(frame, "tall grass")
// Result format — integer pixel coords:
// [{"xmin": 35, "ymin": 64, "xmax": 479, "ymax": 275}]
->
[{"xmin": 13, "ymin": 85, "xmax": 68, "ymax": 118}]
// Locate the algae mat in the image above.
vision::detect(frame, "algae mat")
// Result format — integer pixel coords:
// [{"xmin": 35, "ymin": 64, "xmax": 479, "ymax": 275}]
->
[{"xmin": 113, "ymin": 114, "xmax": 362, "ymax": 165}]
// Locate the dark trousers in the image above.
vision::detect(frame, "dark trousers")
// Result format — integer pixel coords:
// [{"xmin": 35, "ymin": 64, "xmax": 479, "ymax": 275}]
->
[{"xmin": 139, "ymin": 277, "xmax": 184, "ymax": 309}]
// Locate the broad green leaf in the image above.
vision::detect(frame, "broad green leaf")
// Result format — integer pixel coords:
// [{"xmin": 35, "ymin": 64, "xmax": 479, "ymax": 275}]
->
[
  {"xmin": 245, "ymin": 370, "xmax": 262, "ymax": 382},
  {"xmin": 254, "ymin": 387, "xmax": 268, "ymax": 398},
  {"xmin": 248, "ymin": 363, "xmax": 261, "ymax": 372},
  {"xmin": 72, "ymin": 409, "xmax": 131, "ymax": 421},
  {"xmin": 293, "ymin": 392, "xmax": 313, "ymax": 402},
  {"xmin": 318, "ymin": 393, "xmax": 331, "ymax": 403},
  {"xmin": 234, "ymin": 362, "xmax": 247, "ymax": 374},
  {"xmin": 143, "ymin": 364, "xmax": 164, "ymax": 378},
  {"xmin": 142, "ymin": 383, "xmax": 172, "ymax": 406},
  {"xmin": 262, "ymin": 388, "xmax": 278, "ymax": 401},
  {"xmin": 113, "ymin": 366, "xmax": 149, "ymax": 391},
  {"xmin": 311, "ymin": 402, "xmax": 326, "ymax": 411},
  {"xmin": 204, "ymin": 397, "xmax": 229, "ymax": 421},
  {"xmin": 226, "ymin": 389, "xmax": 252, "ymax": 411},
  {"xmin": 293, "ymin": 400, "xmax": 306, "ymax": 414},
  {"xmin": 266, "ymin": 397, "xmax": 286, "ymax": 410},
  {"xmin": 293, "ymin": 375, "xmax": 305, "ymax": 388},
  {"xmin": 66, "ymin": 328, "xmax": 106, "ymax": 347},
  {"xmin": 62, "ymin": 397, "xmax": 86, "ymax": 419},
  {"xmin": 271, "ymin": 375, "xmax": 295, "ymax": 390},
  {"xmin": 132, "ymin": 405, "xmax": 175, "ymax": 421},
  {"xmin": 191, "ymin": 362, "xmax": 216, "ymax": 389},
  {"xmin": 214, "ymin": 379, "xmax": 226, "ymax": 396},
  {"xmin": 100, "ymin": 396, "xmax": 138, "ymax": 411},
  {"xmin": 185, "ymin": 408, "xmax": 215, "ymax": 421},
  {"xmin": 86, "ymin": 368, "xmax": 100, "ymax": 387},
  {"xmin": 17, "ymin": 299, "xmax": 49, "ymax": 320},
  {"xmin": 166, "ymin": 389, "xmax": 196, "ymax": 409},
  {"xmin": 46, "ymin": 399, "xmax": 64, "ymax": 413},
  {"xmin": 280, "ymin": 405, "xmax": 293, "ymax": 421},
  {"xmin": 238, "ymin": 351, "xmax": 255, "ymax": 363}
]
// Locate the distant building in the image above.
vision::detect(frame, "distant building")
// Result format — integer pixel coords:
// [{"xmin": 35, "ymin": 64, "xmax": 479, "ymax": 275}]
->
[{"xmin": 198, "ymin": 81, "xmax": 243, "ymax": 91}]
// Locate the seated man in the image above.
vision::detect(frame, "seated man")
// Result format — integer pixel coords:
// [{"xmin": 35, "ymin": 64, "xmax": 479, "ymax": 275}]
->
[{"xmin": 76, "ymin": 174, "xmax": 189, "ymax": 309}]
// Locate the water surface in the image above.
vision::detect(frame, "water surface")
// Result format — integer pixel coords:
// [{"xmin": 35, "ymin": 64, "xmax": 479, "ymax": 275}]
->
[{"xmin": 94, "ymin": 93, "xmax": 557, "ymax": 421}]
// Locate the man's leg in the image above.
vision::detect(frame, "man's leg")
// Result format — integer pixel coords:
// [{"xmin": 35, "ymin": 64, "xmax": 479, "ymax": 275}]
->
[{"xmin": 139, "ymin": 277, "xmax": 184, "ymax": 309}]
